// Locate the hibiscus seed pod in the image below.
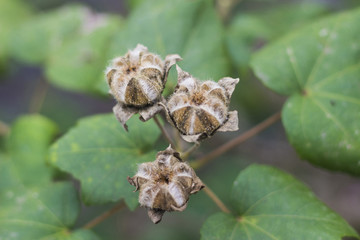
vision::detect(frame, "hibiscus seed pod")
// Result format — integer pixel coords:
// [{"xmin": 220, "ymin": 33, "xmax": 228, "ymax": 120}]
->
[
  {"xmin": 105, "ymin": 44, "xmax": 181, "ymax": 131},
  {"xmin": 163, "ymin": 65, "xmax": 239, "ymax": 142},
  {"xmin": 127, "ymin": 145, "xmax": 204, "ymax": 224}
]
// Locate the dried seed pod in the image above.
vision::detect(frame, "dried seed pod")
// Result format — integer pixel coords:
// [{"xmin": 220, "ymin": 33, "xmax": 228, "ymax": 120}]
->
[
  {"xmin": 106, "ymin": 44, "xmax": 181, "ymax": 130},
  {"xmin": 163, "ymin": 65, "xmax": 239, "ymax": 142},
  {"xmin": 128, "ymin": 145, "xmax": 204, "ymax": 224}
]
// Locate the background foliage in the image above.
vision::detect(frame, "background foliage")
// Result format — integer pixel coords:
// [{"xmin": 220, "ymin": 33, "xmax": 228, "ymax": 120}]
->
[{"xmin": 0, "ymin": 0, "xmax": 359, "ymax": 239}]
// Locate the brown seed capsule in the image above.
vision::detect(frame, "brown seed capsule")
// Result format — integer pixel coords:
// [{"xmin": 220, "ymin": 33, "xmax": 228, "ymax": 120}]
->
[
  {"xmin": 163, "ymin": 65, "xmax": 239, "ymax": 142},
  {"xmin": 128, "ymin": 145, "xmax": 204, "ymax": 224},
  {"xmin": 106, "ymin": 44, "xmax": 181, "ymax": 130}
]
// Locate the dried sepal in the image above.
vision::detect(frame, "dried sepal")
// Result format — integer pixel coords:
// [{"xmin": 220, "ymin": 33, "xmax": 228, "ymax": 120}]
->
[
  {"xmin": 128, "ymin": 145, "xmax": 204, "ymax": 223},
  {"xmin": 106, "ymin": 44, "xmax": 182, "ymax": 130},
  {"xmin": 163, "ymin": 65, "xmax": 239, "ymax": 142}
]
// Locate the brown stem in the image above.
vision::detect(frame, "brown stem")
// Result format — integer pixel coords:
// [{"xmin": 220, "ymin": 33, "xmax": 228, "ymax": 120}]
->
[
  {"xmin": 82, "ymin": 201, "xmax": 126, "ymax": 229},
  {"xmin": 180, "ymin": 142, "xmax": 200, "ymax": 160},
  {"xmin": 0, "ymin": 120, "xmax": 10, "ymax": 136},
  {"xmin": 216, "ymin": 0, "xmax": 242, "ymax": 22},
  {"xmin": 203, "ymin": 184, "xmax": 231, "ymax": 214},
  {"xmin": 29, "ymin": 77, "xmax": 49, "ymax": 113},
  {"xmin": 191, "ymin": 111, "xmax": 281, "ymax": 169},
  {"xmin": 173, "ymin": 127, "xmax": 183, "ymax": 152},
  {"xmin": 153, "ymin": 115, "xmax": 176, "ymax": 148}
]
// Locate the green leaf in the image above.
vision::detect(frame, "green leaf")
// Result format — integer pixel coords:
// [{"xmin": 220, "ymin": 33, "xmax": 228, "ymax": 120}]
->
[
  {"xmin": 0, "ymin": 0, "xmax": 32, "ymax": 52},
  {"xmin": 0, "ymin": 0, "xmax": 31, "ymax": 68},
  {"xmin": 125, "ymin": 0, "xmax": 146, "ymax": 10},
  {"xmin": 226, "ymin": 2, "xmax": 328, "ymax": 71},
  {"xmin": 45, "ymin": 15, "xmax": 123, "ymax": 94},
  {"xmin": 49, "ymin": 114, "xmax": 160, "ymax": 208},
  {"xmin": 226, "ymin": 15, "xmax": 271, "ymax": 72},
  {"xmin": 258, "ymin": 3, "xmax": 329, "ymax": 39},
  {"xmin": 251, "ymin": 8, "xmax": 360, "ymax": 175},
  {"xmin": 66, "ymin": 229, "xmax": 101, "ymax": 240},
  {"xmin": 201, "ymin": 164, "xmax": 359, "ymax": 240},
  {"xmin": 100, "ymin": 0, "xmax": 229, "ymax": 93},
  {"xmin": 7, "ymin": 115, "xmax": 59, "ymax": 186},
  {"xmin": 0, "ymin": 116, "xmax": 100, "ymax": 239},
  {"xmin": 0, "ymin": 159, "xmax": 99, "ymax": 240},
  {"xmin": 9, "ymin": 4, "xmax": 90, "ymax": 64},
  {"xmin": 179, "ymin": 1, "xmax": 229, "ymax": 83}
]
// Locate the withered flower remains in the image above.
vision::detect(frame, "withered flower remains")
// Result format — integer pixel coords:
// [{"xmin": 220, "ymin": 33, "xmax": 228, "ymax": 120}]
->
[
  {"xmin": 128, "ymin": 145, "xmax": 204, "ymax": 223},
  {"xmin": 164, "ymin": 66, "xmax": 239, "ymax": 142},
  {"xmin": 106, "ymin": 44, "xmax": 181, "ymax": 130}
]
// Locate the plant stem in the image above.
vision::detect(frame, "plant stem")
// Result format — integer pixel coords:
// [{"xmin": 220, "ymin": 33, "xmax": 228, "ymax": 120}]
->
[
  {"xmin": 153, "ymin": 115, "xmax": 176, "ymax": 148},
  {"xmin": 216, "ymin": 0, "xmax": 242, "ymax": 22},
  {"xmin": 180, "ymin": 143, "xmax": 200, "ymax": 160},
  {"xmin": 0, "ymin": 120, "xmax": 10, "ymax": 136},
  {"xmin": 82, "ymin": 201, "xmax": 126, "ymax": 229},
  {"xmin": 191, "ymin": 111, "xmax": 282, "ymax": 169},
  {"xmin": 29, "ymin": 76, "xmax": 49, "ymax": 113},
  {"xmin": 173, "ymin": 128, "xmax": 183, "ymax": 151},
  {"xmin": 203, "ymin": 184, "xmax": 231, "ymax": 214}
]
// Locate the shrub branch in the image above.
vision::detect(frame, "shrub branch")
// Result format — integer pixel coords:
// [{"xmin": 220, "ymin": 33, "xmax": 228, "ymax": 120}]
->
[
  {"xmin": 203, "ymin": 183, "xmax": 231, "ymax": 214},
  {"xmin": 0, "ymin": 120, "xmax": 10, "ymax": 136},
  {"xmin": 153, "ymin": 115, "xmax": 177, "ymax": 148},
  {"xmin": 82, "ymin": 201, "xmax": 126, "ymax": 229},
  {"xmin": 29, "ymin": 76, "xmax": 49, "ymax": 113}
]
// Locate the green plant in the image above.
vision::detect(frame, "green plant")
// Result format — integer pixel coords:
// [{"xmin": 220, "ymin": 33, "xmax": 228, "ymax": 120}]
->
[{"xmin": 0, "ymin": 0, "xmax": 359, "ymax": 239}]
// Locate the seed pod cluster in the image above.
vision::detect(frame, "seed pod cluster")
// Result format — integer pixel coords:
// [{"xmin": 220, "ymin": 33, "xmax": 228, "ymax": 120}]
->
[
  {"xmin": 164, "ymin": 66, "xmax": 239, "ymax": 142},
  {"xmin": 106, "ymin": 44, "xmax": 181, "ymax": 130},
  {"xmin": 106, "ymin": 44, "xmax": 240, "ymax": 223},
  {"xmin": 128, "ymin": 145, "xmax": 204, "ymax": 224}
]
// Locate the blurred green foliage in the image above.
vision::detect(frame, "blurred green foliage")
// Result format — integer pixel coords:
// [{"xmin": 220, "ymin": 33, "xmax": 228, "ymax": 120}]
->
[
  {"xmin": 0, "ymin": 0, "xmax": 32, "ymax": 73},
  {"xmin": 0, "ymin": 0, "xmax": 359, "ymax": 239}
]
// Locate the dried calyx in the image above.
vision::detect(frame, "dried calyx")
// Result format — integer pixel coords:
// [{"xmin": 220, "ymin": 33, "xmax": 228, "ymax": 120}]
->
[
  {"xmin": 106, "ymin": 44, "xmax": 181, "ymax": 131},
  {"xmin": 163, "ymin": 65, "xmax": 239, "ymax": 142},
  {"xmin": 128, "ymin": 145, "xmax": 204, "ymax": 223}
]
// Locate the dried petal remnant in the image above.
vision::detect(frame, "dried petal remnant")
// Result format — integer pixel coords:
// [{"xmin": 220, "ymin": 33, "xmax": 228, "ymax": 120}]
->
[
  {"xmin": 106, "ymin": 44, "xmax": 181, "ymax": 130},
  {"xmin": 164, "ymin": 66, "xmax": 239, "ymax": 142},
  {"xmin": 128, "ymin": 145, "xmax": 204, "ymax": 223}
]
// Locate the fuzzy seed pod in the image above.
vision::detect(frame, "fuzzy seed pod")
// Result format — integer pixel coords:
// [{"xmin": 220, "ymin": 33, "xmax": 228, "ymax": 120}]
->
[
  {"xmin": 128, "ymin": 145, "xmax": 204, "ymax": 224},
  {"xmin": 163, "ymin": 65, "xmax": 239, "ymax": 142},
  {"xmin": 106, "ymin": 44, "xmax": 181, "ymax": 130}
]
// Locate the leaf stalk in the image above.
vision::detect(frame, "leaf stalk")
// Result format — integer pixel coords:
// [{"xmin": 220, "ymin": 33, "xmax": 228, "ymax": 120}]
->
[{"xmin": 82, "ymin": 201, "xmax": 126, "ymax": 229}]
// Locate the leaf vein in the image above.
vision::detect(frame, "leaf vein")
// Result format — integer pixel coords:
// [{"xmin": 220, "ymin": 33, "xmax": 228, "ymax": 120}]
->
[
  {"xmin": 242, "ymin": 183, "xmax": 297, "ymax": 216},
  {"xmin": 310, "ymin": 98, "xmax": 350, "ymax": 138},
  {"xmin": 313, "ymin": 62, "xmax": 360, "ymax": 89},
  {"xmin": 285, "ymin": 46, "xmax": 304, "ymax": 88},
  {"xmin": 243, "ymin": 219, "xmax": 279, "ymax": 240},
  {"xmin": 313, "ymin": 91, "xmax": 360, "ymax": 106},
  {"xmin": 247, "ymin": 214, "xmax": 339, "ymax": 224},
  {"xmin": 0, "ymin": 219, "xmax": 63, "ymax": 230},
  {"xmin": 305, "ymin": 20, "xmax": 341, "ymax": 87},
  {"xmin": 242, "ymin": 221, "xmax": 252, "ymax": 240}
]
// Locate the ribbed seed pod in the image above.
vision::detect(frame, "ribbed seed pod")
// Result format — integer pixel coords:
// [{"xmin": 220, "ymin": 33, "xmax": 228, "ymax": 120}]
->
[
  {"xmin": 128, "ymin": 145, "xmax": 204, "ymax": 224},
  {"xmin": 106, "ymin": 44, "xmax": 181, "ymax": 130},
  {"xmin": 164, "ymin": 66, "xmax": 239, "ymax": 142}
]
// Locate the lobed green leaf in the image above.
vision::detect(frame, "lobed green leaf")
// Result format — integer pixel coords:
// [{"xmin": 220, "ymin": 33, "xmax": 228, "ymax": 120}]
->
[
  {"xmin": 6, "ymin": 115, "xmax": 59, "ymax": 186},
  {"xmin": 0, "ymin": 0, "xmax": 32, "ymax": 67},
  {"xmin": 251, "ymin": 8, "xmax": 360, "ymax": 175},
  {"xmin": 49, "ymin": 114, "xmax": 160, "ymax": 209},
  {"xmin": 0, "ymin": 162, "xmax": 98, "ymax": 240},
  {"xmin": 45, "ymin": 15, "xmax": 123, "ymax": 94},
  {"xmin": 0, "ymin": 116, "xmax": 99, "ymax": 240},
  {"xmin": 201, "ymin": 164, "xmax": 359, "ymax": 240},
  {"xmin": 9, "ymin": 5, "xmax": 89, "ymax": 64},
  {"xmin": 226, "ymin": 2, "xmax": 328, "ymax": 72}
]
